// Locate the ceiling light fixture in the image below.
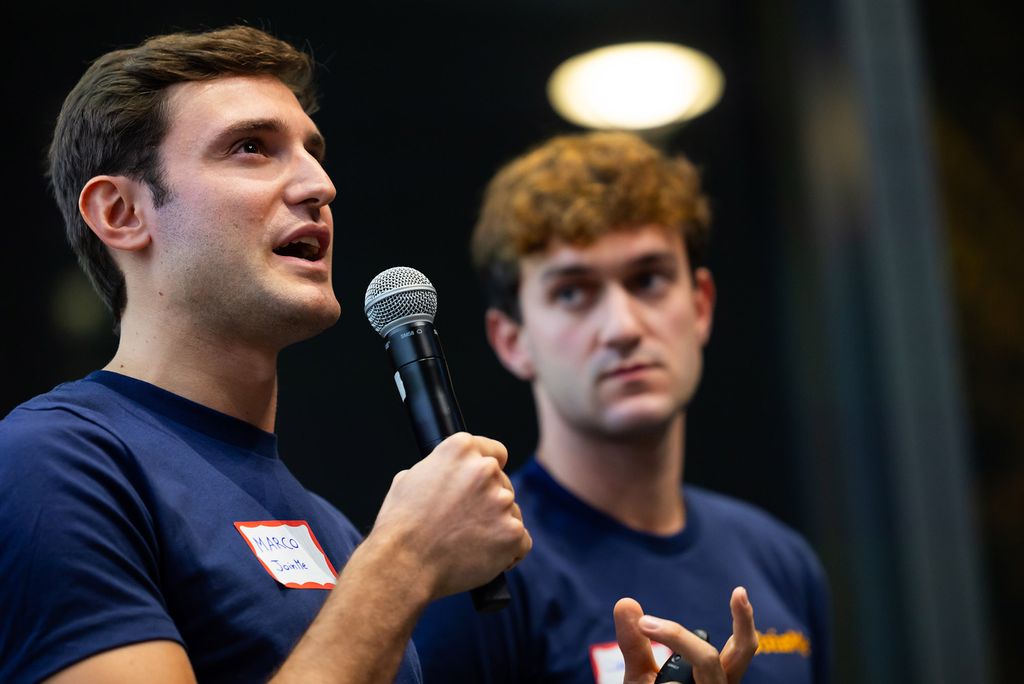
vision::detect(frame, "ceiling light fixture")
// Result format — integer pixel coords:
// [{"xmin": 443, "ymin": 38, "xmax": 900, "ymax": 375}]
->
[{"xmin": 547, "ymin": 42, "xmax": 724, "ymax": 131}]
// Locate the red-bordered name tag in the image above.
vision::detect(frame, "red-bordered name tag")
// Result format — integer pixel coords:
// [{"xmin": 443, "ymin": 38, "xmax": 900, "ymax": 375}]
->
[
  {"xmin": 234, "ymin": 520, "xmax": 338, "ymax": 589},
  {"xmin": 589, "ymin": 640, "xmax": 673, "ymax": 683}
]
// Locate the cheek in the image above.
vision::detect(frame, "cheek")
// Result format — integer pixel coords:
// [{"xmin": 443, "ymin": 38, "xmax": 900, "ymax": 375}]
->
[
  {"xmin": 664, "ymin": 310, "xmax": 705, "ymax": 382},
  {"xmin": 656, "ymin": 307, "xmax": 700, "ymax": 357},
  {"xmin": 526, "ymin": 321, "xmax": 588, "ymax": 375},
  {"xmin": 666, "ymin": 295, "xmax": 700, "ymax": 336}
]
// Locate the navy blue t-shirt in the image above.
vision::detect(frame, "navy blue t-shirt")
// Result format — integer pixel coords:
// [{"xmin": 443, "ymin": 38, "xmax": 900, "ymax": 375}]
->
[
  {"xmin": 415, "ymin": 459, "xmax": 830, "ymax": 683},
  {"xmin": 0, "ymin": 371, "xmax": 421, "ymax": 683}
]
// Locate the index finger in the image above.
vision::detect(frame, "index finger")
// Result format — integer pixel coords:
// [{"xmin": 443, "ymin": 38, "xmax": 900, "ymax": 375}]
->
[
  {"xmin": 471, "ymin": 434, "xmax": 509, "ymax": 469},
  {"xmin": 439, "ymin": 432, "xmax": 509, "ymax": 469},
  {"xmin": 614, "ymin": 598, "xmax": 659, "ymax": 683}
]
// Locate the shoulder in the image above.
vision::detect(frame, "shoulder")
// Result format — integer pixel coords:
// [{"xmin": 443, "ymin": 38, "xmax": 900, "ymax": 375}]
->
[
  {"xmin": 0, "ymin": 377, "xmax": 151, "ymax": 533},
  {"xmin": 0, "ymin": 381, "xmax": 182, "ymax": 682},
  {"xmin": 686, "ymin": 485, "xmax": 827, "ymax": 590},
  {"xmin": 2, "ymin": 377, "xmax": 134, "ymax": 467},
  {"xmin": 2, "ymin": 375, "xmax": 131, "ymax": 437},
  {"xmin": 3, "ymin": 379, "xmax": 125, "ymax": 459},
  {"xmin": 686, "ymin": 485, "xmax": 804, "ymax": 543}
]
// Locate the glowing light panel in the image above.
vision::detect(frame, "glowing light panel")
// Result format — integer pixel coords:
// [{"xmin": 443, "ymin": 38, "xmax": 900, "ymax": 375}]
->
[{"xmin": 548, "ymin": 42, "xmax": 724, "ymax": 130}]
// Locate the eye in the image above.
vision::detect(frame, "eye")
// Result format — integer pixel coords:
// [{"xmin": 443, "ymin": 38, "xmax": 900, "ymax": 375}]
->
[
  {"xmin": 550, "ymin": 282, "xmax": 594, "ymax": 310},
  {"xmin": 629, "ymin": 270, "xmax": 672, "ymax": 296},
  {"xmin": 555, "ymin": 285, "xmax": 581, "ymax": 304},
  {"xmin": 234, "ymin": 138, "xmax": 267, "ymax": 156}
]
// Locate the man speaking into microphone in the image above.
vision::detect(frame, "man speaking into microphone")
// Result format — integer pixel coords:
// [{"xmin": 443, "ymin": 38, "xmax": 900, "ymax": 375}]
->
[{"xmin": 0, "ymin": 25, "xmax": 531, "ymax": 684}]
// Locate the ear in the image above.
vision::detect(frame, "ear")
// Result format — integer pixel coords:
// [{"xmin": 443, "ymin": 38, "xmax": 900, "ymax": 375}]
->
[
  {"xmin": 485, "ymin": 307, "xmax": 536, "ymax": 381},
  {"xmin": 693, "ymin": 267, "xmax": 717, "ymax": 346},
  {"xmin": 78, "ymin": 175, "xmax": 153, "ymax": 252}
]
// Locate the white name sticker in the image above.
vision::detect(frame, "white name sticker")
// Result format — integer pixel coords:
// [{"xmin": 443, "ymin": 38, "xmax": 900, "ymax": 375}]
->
[
  {"xmin": 234, "ymin": 520, "xmax": 338, "ymax": 589},
  {"xmin": 589, "ymin": 640, "xmax": 673, "ymax": 683}
]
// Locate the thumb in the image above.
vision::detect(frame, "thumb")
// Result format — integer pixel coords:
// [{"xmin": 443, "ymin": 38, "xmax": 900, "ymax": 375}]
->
[{"xmin": 614, "ymin": 598, "xmax": 658, "ymax": 683}]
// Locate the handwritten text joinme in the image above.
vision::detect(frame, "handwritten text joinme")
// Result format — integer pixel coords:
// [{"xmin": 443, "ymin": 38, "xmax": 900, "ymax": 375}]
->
[
  {"xmin": 252, "ymin": 536, "xmax": 301, "ymax": 553},
  {"xmin": 253, "ymin": 537, "xmax": 311, "ymax": 574},
  {"xmin": 271, "ymin": 558, "xmax": 310, "ymax": 573}
]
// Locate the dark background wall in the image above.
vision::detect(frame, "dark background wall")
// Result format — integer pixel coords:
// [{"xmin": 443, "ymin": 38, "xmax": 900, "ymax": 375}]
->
[
  {"xmin": 3, "ymin": 2, "xmax": 1019, "ymax": 682},
  {"xmin": 6, "ymin": 0, "xmax": 789, "ymax": 524}
]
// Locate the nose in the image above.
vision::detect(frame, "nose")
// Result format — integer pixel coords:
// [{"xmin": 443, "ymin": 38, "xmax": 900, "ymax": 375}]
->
[
  {"xmin": 285, "ymin": 147, "xmax": 337, "ymax": 214},
  {"xmin": 597, "ymin": 284, "xmax": 644, "ymax": 352}
]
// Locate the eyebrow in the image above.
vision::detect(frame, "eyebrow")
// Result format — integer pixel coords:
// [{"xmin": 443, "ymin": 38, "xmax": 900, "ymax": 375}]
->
[
  {"xmin": 539, "ymin": 251, "xmax": 678, "ymax": 282},
  {"xmin": 214, "ymin": 117, "xmax": 327, "ymax": 162}
]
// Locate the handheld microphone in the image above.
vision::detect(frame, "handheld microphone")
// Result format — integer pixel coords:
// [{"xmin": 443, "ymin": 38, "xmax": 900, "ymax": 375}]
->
[
  {"xmin": 654, "ymin": 629, "xmax": 709, "ymax": 684},
  {"xmin": 364, "ymin": 266, "xmax": 510, "ymax": 613}
]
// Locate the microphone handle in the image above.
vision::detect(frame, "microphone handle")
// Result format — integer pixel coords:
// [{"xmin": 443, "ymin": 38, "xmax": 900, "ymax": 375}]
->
[{"xmin": 387, "ymin": 323, "xmax": 511, "ymax": 613}]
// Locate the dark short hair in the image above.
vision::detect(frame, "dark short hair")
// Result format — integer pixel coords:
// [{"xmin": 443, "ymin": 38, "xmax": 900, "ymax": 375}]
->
[
  {"xmin": 471, "ymin": 131, "xmax": 711, "ymax": 318},
  {"xmin": 48, "ymin": 25, "xmax": 318, "ymax": 330}
]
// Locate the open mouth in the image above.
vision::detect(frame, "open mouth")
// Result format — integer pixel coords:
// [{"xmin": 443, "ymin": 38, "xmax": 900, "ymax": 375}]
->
[{"xmin": 273, "ymin": 234, "xmax": 325, "ymax": 261}]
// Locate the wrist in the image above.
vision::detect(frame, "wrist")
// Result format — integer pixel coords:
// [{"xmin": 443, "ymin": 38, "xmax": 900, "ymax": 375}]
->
[{"xmin": 353, "ymin": 523, "xmax": 439, "ymax": 609}]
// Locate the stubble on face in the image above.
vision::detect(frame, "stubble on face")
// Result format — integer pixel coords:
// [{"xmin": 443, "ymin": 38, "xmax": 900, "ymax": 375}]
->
[
  {"xmin": 146, "ymin": 76, "xmax": 341, "ymax": 351},
  {"xmin": 156, "ymin": 201, "xmax": 340, "ymax": 345}
]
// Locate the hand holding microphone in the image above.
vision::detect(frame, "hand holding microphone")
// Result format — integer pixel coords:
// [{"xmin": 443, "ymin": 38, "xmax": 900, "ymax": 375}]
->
[{"xmin": 364, "ymin": 267, "xmax": 528, "ymax": 612}]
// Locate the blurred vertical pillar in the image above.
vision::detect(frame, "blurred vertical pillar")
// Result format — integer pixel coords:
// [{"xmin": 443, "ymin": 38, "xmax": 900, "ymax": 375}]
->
[{"xmin": 763, "ymin": 0, "xmax": 994, "ymax": 681}]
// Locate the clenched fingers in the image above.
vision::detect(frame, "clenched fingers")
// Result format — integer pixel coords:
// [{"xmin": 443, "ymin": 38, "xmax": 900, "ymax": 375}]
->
[
  {"xmin": 433, "ymin": 432, "xmax": 509, "ymax": 470},
  {"xmin": 507, "ymin": 523, "xmax": 532, "ymax": 570},
  {"xmin": 468, "ymin": 433, "xmax": 509, "ymax": 469}
]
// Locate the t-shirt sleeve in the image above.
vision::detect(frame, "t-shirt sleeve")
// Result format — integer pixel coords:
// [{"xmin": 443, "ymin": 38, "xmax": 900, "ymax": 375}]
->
[
  {"xmin": 414, "ymin": 572, "xmax": 536, "ymax": 684},
  {"xmin": 0, "ymin": 407, "xmax": 183, "ymax": 683}
]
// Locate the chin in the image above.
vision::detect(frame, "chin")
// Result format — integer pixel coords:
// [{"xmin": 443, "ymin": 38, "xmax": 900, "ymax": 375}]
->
[
  {"xmin": 259, "ymin": 293, "xmax": 341, "ymax": 346},
  {"xmin": 293, "ymin": 299, "xmax": 342, "ymax": 338},
  {"xmin": 597, "ymin": 399, "xmax": 679, "ymax": 436}
]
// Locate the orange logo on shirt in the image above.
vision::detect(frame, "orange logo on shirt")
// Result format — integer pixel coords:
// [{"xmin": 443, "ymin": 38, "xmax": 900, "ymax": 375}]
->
[{"xmin": 754, "ymin": 629, "xmax": 811, "ymax": 657}]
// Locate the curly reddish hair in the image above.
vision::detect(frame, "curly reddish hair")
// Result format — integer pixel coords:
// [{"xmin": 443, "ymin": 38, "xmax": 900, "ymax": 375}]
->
[{"xmin": 472, "ymin": 131, "xmax": 711, "ymax": 317}]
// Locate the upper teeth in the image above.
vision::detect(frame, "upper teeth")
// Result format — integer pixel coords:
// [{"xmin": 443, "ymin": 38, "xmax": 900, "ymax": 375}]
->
[{"xmin": 292, "ymin": 236, "xmax": 319, "ymax": 248}]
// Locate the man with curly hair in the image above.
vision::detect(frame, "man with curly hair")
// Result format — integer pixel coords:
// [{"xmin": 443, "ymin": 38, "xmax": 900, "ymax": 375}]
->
[{"xmin": 415, "ymin": 132, "xmax": 830, "ymax": 684}]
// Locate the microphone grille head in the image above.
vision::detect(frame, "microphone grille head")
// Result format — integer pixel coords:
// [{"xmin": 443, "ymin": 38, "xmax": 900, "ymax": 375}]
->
[{"xmin": 364, "ymin": 266, "xmax": 438, "ymax": 337}]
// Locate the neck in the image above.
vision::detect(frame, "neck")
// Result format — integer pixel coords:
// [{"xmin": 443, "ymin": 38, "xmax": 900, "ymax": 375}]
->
[
  {"xmin": 535, "ymin": 405, "xmax": 687, "ymax": 535},
  {"xmin": 106, "ymin": 307, "xmax": 281, "ymax": 432}
]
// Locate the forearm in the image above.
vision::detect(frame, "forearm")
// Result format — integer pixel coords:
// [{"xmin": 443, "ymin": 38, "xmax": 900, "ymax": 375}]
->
[
  {"xmin": 271, "ymin": 432, "xmax": 530, "ymax": 683},
  {"xmin": 270, "ymin": 529, "xmax": 434, "ymax": 684}
]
